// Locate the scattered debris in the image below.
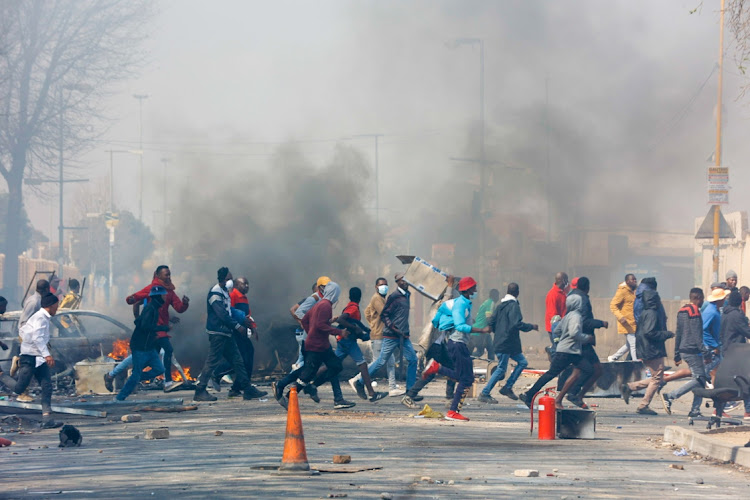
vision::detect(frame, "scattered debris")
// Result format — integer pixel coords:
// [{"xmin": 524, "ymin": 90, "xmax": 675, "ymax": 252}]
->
[
  {"xmin": 421, "ymin": 476, "xmax": 431, "ymax": 482},
  {"xmin": 133, "ymin": 405, "xmax": 198, "ymax": 413},
  {"xmin": 514, "ymin": 469, "xmax": 539, "ymax": 477},
  {"xmin": 327, "ymin": 494, "xmax": 347, "ymax": 498},
  {"xmin": 696, "ymin": 478, "xmax": 704, "ymax": 484},
  {"xmin": 0, "ymin": 437, "xmax": 14, "ymax": 447},
  {"xmin": 333, "ymin": 455, "xmax": 351, "ymax": 464},
  {"xmin": 673, "ymin": 448, "xmax": 688, "ymax": 456},
  {"xmin": 215, "ymin": 431, "xmax": 223, "ymax": 436},
  {"xmin": 464, "ymin": 477, "xmax": 472, "ymax": 480},
  {"xmin": 668, "ymin": 464, "xmax": 684, "ymax": 470},
  {"xmin": 380, "ymin": 493, "xmax": 392, "ymax": 500},
  {"xmin": 416, "ymin": 404, "xmax": 443, "ymax": 419},
  {"xmin": 121, "ymin": 414, "xmax": 142, "ymax": 422},
  {"xmin": 144, "ymin": 428, "xmax": 169, "ymax": 440},
  {"xmin": 314, "ymin": 466, "xmax": 382, "ymax": 474},
  {"xmin": 447, "ymin": 480, "xmax": 455, "ymax": 485},
  {"xmin": 58, "ymin": 425, "xmax": 82, "ymax": 447}
]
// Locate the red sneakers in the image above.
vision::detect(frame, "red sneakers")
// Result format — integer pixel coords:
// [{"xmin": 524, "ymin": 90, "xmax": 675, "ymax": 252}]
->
[
  {"xmin": 445, "ymin": 410, "xmax": 469, "ymax": 422},
  {"xmin": 422, "ymin": 359, "xmax": 440, "ymax": 379},
  {"xmin": 744, "ymin": 413, "xmax": 750, "ymax": 420}
]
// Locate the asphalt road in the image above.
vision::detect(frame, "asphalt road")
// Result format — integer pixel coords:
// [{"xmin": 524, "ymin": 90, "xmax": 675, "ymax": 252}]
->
[{"xmin": 2, "ymin": 374, "xmax": 750, "ymax": 499}]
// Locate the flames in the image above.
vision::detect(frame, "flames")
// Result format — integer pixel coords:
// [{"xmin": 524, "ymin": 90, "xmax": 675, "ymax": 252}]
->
[
  {"xmin": 107, "ymin": 339, "xmax": 129, "ymax": 360},
  {"xmin": 172, "ymin": 367, "xmax": 195, "ymax": 382}
]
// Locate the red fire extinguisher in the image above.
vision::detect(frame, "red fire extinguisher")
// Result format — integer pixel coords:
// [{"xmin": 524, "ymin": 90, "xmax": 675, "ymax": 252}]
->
[{"xmin": 529, "ymin": 389, "xmax": 556, "ymax": 440}]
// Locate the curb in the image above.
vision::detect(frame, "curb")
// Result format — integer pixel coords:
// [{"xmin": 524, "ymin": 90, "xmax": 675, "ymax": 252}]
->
[{"xmin": 663, "ymin": 425, "xmax": 750, "ymax": 467}]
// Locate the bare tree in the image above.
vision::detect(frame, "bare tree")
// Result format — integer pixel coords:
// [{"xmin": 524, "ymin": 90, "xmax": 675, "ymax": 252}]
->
[
  {"xmin": 728, "ymin": 0, "xmax": 750, "ymax": 94},
  {"xmin": 0, "ymin": 0, "xmax": 153, "ymax": 297}
]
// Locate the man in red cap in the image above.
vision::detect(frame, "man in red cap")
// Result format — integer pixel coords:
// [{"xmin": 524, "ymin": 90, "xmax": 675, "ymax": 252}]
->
[{"xmin": 422, "ymin": 276, "xmax": 489, "ymax": 421}]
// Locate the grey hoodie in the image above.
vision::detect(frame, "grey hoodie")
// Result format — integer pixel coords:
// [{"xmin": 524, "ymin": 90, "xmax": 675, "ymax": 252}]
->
[
  {"xmin": 555, "ymin": 294, "xmax": 594, "ymax": 355},
  {"xmin": 323, "ymin": 282, "xmax": 341, "ymax": 305}
]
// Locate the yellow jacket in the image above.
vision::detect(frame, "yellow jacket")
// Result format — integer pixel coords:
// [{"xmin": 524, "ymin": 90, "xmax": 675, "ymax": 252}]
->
[
  {"xmin": 364, "ymin": 293, "xmax": 386, "ymax": 340},
  {"xmin": 609, "ymin": 282, "xmax": 635, "ymax": 334}
]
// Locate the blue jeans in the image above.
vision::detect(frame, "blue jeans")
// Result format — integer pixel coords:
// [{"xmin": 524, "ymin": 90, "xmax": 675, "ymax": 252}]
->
[
  {"xmin": 367, "ymin": 337, "xmax": 417, "ymax": 390},
  {"xmin": 482, "ymin": 352, "xmax": 528, "ymax": 396},
  {"xmin": 116, "ymin": 350, "xmax": 165, "ymax": 401},
  {"xmin": 335, "ymin": 337, "xmax": 365, "ymax": 365},
  {"xmin": 109, "ymin": 354, "xmax": 133, "ymax": 377},
  {"xmin": 371, "ymin": 339, "xmax": 397, "ymax": 389}
]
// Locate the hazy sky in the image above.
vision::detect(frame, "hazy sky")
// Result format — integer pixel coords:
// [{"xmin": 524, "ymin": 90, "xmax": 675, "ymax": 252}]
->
[{"xmin": 22, "ymin": 0, "xmax": 750, "ymax": 243}]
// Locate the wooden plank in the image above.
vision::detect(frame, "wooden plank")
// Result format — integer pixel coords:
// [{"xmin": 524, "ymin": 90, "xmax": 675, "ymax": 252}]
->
[{"xmin": 0, "ymin": 400, "xmax": 106, "ymax": 417}]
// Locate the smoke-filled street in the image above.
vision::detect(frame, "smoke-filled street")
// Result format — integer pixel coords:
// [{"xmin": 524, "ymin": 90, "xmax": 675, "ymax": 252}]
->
[{"xmin": 4, "ymin": 1, "xmax": 750, "ymax": 498}]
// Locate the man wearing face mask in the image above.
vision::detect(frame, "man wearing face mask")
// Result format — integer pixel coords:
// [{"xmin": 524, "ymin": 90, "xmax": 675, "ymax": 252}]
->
[
  {"xmin": 194, "ymin": 267, "xmax": 255, "ymax": 402},
  {"xmin": 353, "ymin": 273, "xmax": 419, "ymax": 396},
  {"xmin": 361, "ymin": 277, "xmax": 401, "ymax": 396},
  {"xmin": 422, "ymin": 276, "xmax": 488, "ymax": 421}
]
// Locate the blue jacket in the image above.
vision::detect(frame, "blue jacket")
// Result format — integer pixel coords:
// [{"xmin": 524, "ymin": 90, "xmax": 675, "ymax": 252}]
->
[
  {"xmin": 702, "ymin": 301, "xmax": 721, "ymax": 349},
  {"xmin": 432, "ymin": 295, "xmax": 473, "ymax": 344}
]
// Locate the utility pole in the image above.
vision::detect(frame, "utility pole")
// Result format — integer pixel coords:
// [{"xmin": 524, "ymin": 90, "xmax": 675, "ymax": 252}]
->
[
  {"xmin": 161, "ymin": 157, "xmax": 170, "ymax": 243},
  {"xmin": 133, "ymin": 94, "xmax": 149, "ymax": 221},
  {"xmin": 545, "ymin": 76, "xmax": 552, "ymax": 243},
  {"xmin": 58, "ymin": 87, "xmax": 64, "ymax": 273},
  {"xmin": 712, "ymin": 0, "xmax": 726, "ymax": 283},
  {"xmin": 447, "ymin": 37, "xmax": 486, "ymax": 286}
]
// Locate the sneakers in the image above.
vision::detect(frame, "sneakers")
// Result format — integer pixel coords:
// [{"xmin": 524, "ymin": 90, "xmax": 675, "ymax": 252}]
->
[
  {"xmin": 227, "ymin": 389, "xmax": 241, "ymax": 399},
  {"xmin": 103, "ymin": 373, "xmax": 114, "ymax": 392},
  {"xmin": 499, "ymin": 386, "xmax": 519, "ymax": 400},
  {"xmin": 712, "ymin": 410, "xmax": 732, "ymax": 418},
  {"xmin": 620, "ymin": 384, "xmax": 632, "ymax": 405},
  {"xmin": 303, "ymin": 385, "xmax": 320, "ymax": 403},
  {"xmin": 477, "ymin": 394, "xmax": 498, "ymax": 404},
  {"xmin": 193, "ymin": 388, "xmax": 218, "ymax": 402},
  {"xmin": 412, "ymin": 395, "xmax": 424, "ymax": 402},
  {"xmin": 10, "ymin": 356, "xmax": 19, "ymax": 377},
  {"xmin": 388, "ymin": 388, "xmax": 404, "ymax": 397},
  {"xmin": 245, "ymin": 386, "xmax": 268, "ymax": 399},
  {"xmin": 607, "ymin": 355, "xmax": 618, "ymax": 362},
  {"xmin": 445, "ymin": 410, "xmax": 470, "ymax": 422},
  {"xmin": 349, "ymin": 378, "xmax": 367, "ymax": 400},
  {"xmin": 401, "ymin": 395, "xmax": 419, "ymax": 409},
  {"xmin": 41, "ymin": 419, "xmax": 63, "ymax": 429},
  {"xmin": 660, "ymin": 393, "xmax": 673, "ymax": 415},
  {"xmin": 422, "ymin": 359, "xmax": 440, "ymax": 379},
  {"xmin": 369, "ymin": 391, "xmax": 388, "ymax": 402},
  {"xmin": 519, "ymin": 392, "xmax": 532, "ymax": 409},
  {"xmin": 209, "ymin": 378, "xmax": 222, "ymax": 392},
  {"xmin": 744, "ymin": 413, "xmax": 750, "ymax": 420},
  {"xmin": 271, "ymin": 382, "xmax": 283, "ymax": 402},
  {"xmin": 164, "ymin": 380, "xmax": 183, "ymax": 393},
  {"xmin": 16, "ymin": 393, "xmax": 33, "ymax": 403},
  {"xmin": 333, "ymin": 399, "xmax": 356, "ymax": 409},
  {"xmin": 688, "ymin": 409, "xmax": 703, "ymax": 418},
  {"xmin": 636, "ymin": 406, "xmax": 657, "ymax": 415}
]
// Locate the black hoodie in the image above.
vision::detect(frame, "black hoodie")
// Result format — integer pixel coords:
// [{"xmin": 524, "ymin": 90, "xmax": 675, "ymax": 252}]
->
[
  {"xmin": 719, "ymin": 304, "xmax": 750, "ymax": 355},
  {"xmin": 489, "ymin": 296, "xmax": 535, "ymax": 355},
  {"xmin": 129, "ymin": 295, "xmax": 165, "ymax": 351},
  {"xmin": 634, "ymin": 289, "xmax": 673, "ymax": 361}
]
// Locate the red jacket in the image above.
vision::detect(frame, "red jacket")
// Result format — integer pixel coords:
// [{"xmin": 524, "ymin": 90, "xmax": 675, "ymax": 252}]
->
[
  {"xmin": 544, "ymin": 285, "xmax": 567, "ymax": 332},
  {"xmin": 301, "ymin": 299, "xmax": 343, "ymax": 352},
  {"xmin": 126, "ymin": 277, "xmax": 189, "ymax": 338}
]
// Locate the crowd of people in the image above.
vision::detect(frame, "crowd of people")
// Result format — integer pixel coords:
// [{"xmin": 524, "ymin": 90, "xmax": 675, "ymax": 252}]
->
[{"xmin": 4, "ymin": 263, "xmax": 750, "ymax": 427}]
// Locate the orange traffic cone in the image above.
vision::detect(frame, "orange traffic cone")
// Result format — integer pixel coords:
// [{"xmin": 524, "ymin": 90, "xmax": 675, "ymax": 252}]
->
[{"xmin": 277, "ymin": 386, "xmax": 312, "ymax": 475}]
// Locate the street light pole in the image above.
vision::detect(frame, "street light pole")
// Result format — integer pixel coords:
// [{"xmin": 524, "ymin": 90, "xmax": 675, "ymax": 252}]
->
[
  {"xmin": 712, "ymin": 0, "xmax": 725, "ymax": 283},
  {"xmin": 448, "ymin": 37, "xmax": 486, "ymax": 285},
  {"xmin": 133, "ymin": 94, "xmax": 149, "ymax": 221},
  {"xmin": 58, "ymin": 87, "xmax": 64, "ymax": 274}
]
